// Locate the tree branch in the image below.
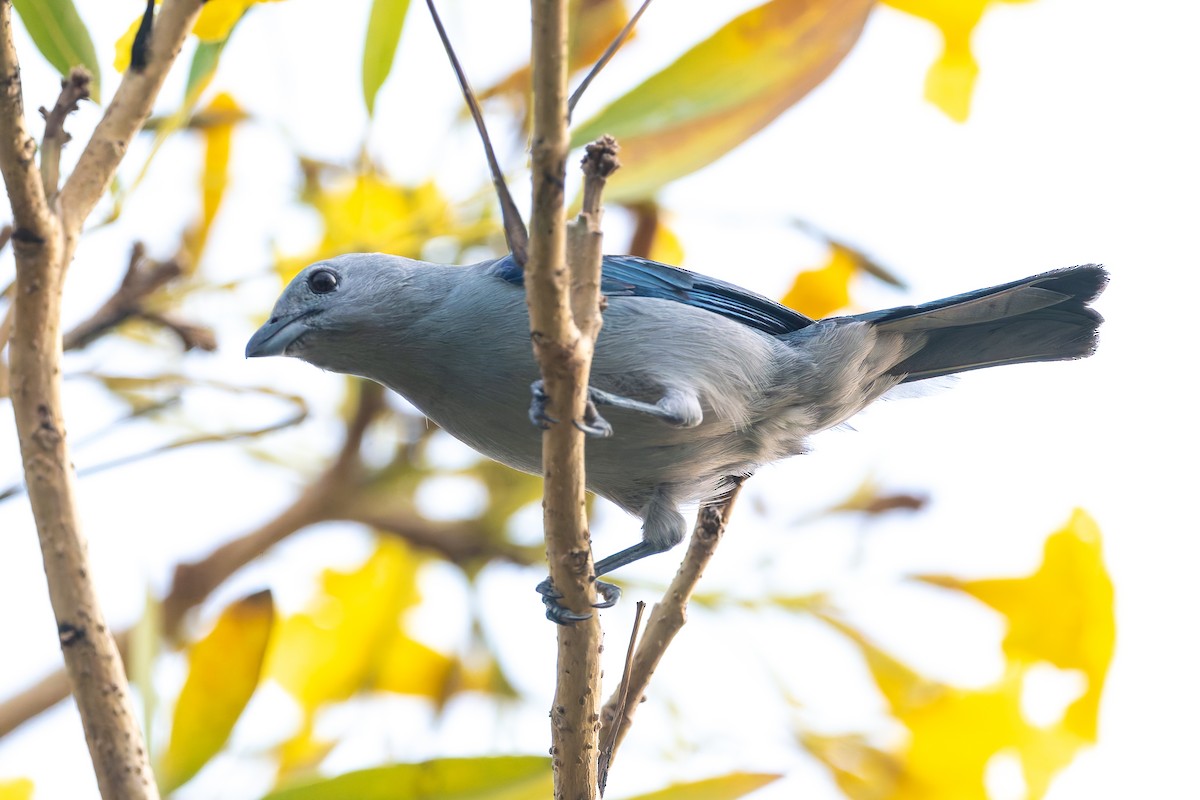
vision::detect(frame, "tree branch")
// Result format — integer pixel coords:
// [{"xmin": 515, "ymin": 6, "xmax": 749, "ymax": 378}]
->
[
  {"xmin": 2, "ymin": 2, "xmax": 206, "ymax": 796},
  {"xmin": 0, "ymin": 384, "xmax": 532, "ymax": 736},
  {"xmin": 598, "ymin": 481, "xmax": 745, "ymax": 770},
  {"xmin": 2, "ymin": 2, "xmax": 161, "ymax": 796},
  {"xmin": 61, "ymin": 242, "xmax": 214, "ymax": 352},
  {"xmin": 38, "ymin": 69, "xmax": 91, "ymax": 201},
  {"xmin": 528, "ymin": 2, "xmax": 608, "ymax": 797},
  {"xmin": 58, "ymin": 0, "xmax": 205, "ymax": 237}
]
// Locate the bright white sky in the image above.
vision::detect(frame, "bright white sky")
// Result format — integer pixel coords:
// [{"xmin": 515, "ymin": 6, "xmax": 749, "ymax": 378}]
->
[{"xmin": 2, "ymin": 1, "xmax": 1198, "ymax": 798}]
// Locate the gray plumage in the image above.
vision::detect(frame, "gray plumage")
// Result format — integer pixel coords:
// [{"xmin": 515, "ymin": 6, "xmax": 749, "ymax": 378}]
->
[{"xmin": 247, "ymin": 254, "xmax": 1106, "ymax": 592}]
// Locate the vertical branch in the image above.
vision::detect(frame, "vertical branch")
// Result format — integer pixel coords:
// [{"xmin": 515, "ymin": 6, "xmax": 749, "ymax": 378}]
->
[
  {"xmin": 527, "ymin": 1, "xmax": 605, "ymax": 797},
  {"xmin": 1, "ymin": 0, "xmax": 203, "ymax": 797},
  {"xmin": 2, "ymin": 4, "xmax": 157, "ymax": 797}
]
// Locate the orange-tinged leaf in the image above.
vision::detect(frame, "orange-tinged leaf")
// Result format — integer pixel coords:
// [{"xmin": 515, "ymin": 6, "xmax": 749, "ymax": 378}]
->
[
  {"xmin": 0, "ymin": 779, "xmax": 34, "ymax": 800},
  {"xmin": 160, "ymin": 590, "xmax": 275, "ymax": 791},
  {"xmin": 262, "ymin": 756, "xmax": 552, "ymax": 800},
  {"xmin": 781, "ymin": 243, "xmax": 857, "ymax": 318},
  {"xmin": 478, "ymin": 0, "xmax": 629, "ymax": 131},
  {"xmin": 918, "ymin": 509, "xmax": 1114, "ymax": 740},
  {"xmin": 570, "ymin": 0, "xmax": 874, "ymax": 203},
  {"xmin": 266, "ymin": 538, "xmax": 422, "ymax": 711},
  {"xmin": 624, "ymin": 773, "xmax": 783, "ymax": 800}
]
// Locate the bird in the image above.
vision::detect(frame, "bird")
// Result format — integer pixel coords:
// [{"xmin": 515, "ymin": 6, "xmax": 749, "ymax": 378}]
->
[{"xmin": 246, "ymin": 253, "xmax": 1107, "ymax": 623}]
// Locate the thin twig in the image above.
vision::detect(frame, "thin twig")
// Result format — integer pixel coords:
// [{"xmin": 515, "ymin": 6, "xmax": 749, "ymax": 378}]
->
[
  {"xmin": 598, "ymin": 600, "xmax": 645, "ymax": 795},
  {"xmin": 598, "ymin": 480, "xmax": 745, "ymax": 762},
  {"xmin": 38, "ymin": 69, "xmax": 91, "ymax": 201},
  {"xmin": 567, "ymin": 0, "xmax": 653, "ymax": 118},
  {"xmin": 0, "ymin": 383, "xmax": 535, "ymax": 737},
  {"xmin": 424, "ymin": 0, "xmax": 528, "ymax": 265},
  {"xmin": 61, "ymin": 243, "xmax": 209, "ymax": 351}
]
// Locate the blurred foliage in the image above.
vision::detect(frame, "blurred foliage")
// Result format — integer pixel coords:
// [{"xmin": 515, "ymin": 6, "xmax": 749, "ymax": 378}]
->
[
  {"xmin": 10, "ymin": 0, "xmax": 99, "ymax": 94},
  {"xmin": 0, "ymin": 1, "xmax": 1109, "ymax": 799}
]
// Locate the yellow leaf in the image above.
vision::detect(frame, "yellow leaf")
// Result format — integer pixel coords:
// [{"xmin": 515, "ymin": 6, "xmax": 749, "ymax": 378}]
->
[
  {"xmin": 918, "ymin": 509, "xmax": 1114, "ymax": 740},
  {"xmin": 266, "ymin": 538, "xmax": 422, "ymax": 712},
  {"xmin": 160, "ymin": 590, "xmax": 275, "ymax": 791},
  {"xmin": 373, "ymin": 633, "xmax": 455, "ymax": 699},
  {"xmin": 278, "ymin": 171, "xmax": 494, "ymax": 284},
  {"xmin": 816, "ymin": 609, "xmax": 1098, "ymax": 799},
  {"xmin": 624, "ymin": 772, "xmax": 783, "ymax": 800},
  {"xmin": 112, "ymin": 16, "xmax": 140, "ymax": 73},
  {"xmin": 185, "ymin": 92, "xmax": 242, "ymax": 265},
  {"xmin": 780, "ymin": 243, "xmax": 857, "ymax": 318},
  {"xmin": 648, "ymin": 217, "xmax": 685, "ymax": 267},
  {"xmin": 0, "ymin": 779, "xmax": 34, "ymax": 800},
  {"xmin": 800, "ymin": 732, "xmax": 898, "ymax": 800},
  {"xmin": 263, "ymin": 756, "xmax": 552, "ymax": 800},
  {"xmin": 571, "ymin": 0, "xmax": 874, "ymax": 203},
  {"xmin": 194, "ymin": 0, "xmax": 287, "ymax": 42},
  {"xmin": 882, "ymin": 0, "xmax": 1036, "ymax": 121}
]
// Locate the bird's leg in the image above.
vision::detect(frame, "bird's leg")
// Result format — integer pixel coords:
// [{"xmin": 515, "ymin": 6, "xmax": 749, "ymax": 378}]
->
[
  {"xmin": 535, "ymin": 542, "xmax": 667, "ymax": 624},
  {"xmin": 587, "ymin": 386, "xmax": 702, "ymax": 428},
  {"xmin": 537, "ymin": 493, "xmax": 685, "ymax": 624},
  {"xmin": 529, "ymin": 379, "xmax": 614, "ymax": 437}
]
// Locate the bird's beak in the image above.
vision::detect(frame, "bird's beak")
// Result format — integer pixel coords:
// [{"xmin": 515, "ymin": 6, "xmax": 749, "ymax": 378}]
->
[{"xmin": 245, "ymin": 311, "xmax": 313, "ymax": 357}]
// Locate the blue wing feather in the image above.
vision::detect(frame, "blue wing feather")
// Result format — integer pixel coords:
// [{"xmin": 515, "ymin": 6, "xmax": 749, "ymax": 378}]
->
[{"xmin": 489, "ymin": 254, "xmax": 814, "ymax": 335}]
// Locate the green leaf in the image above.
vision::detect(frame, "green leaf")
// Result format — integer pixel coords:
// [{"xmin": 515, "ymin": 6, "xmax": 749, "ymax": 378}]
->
[
  {"xmin": 362, "ymin": 0, "xmax": 412, "ymax": 116},
  {"xmin": 186, "ymin": 38, "xmax": 230, "ymax": 104},
  {"xmin": 262, "ymin": 756, "xmax": 552, "ymax": 800},
  {"xmin": 11, "ymin": 0, "xmax": 101, "ymax": 96},
  {"xmin": 569, "ymin": 0, "xmax": 874, "ymax": 203},
  {"xmin": 624, "ymin": 773, "xmax": 783, "ymax": 800},
  {"xmin": 160, "ymin": 590, "xmax": 275, "ymax": 791}
]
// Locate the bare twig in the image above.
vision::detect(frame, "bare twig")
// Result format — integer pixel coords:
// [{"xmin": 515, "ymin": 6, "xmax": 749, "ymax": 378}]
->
[
  {"xmin": 598, "ymin": 480, "xmax": 745, "ymax": 762},
  {"xmin": 38, "ymin": 69, "xmax": 91, "ymax": 200},
  {"xmin": 58, "ymin": 241, "xmax": 215, "ymax": 353},
  {"xmin": 598, "ymin": 600, "xmax": 645, "ymax": 795},
  {"xmin": 425, "ymin": 0, "xmax": 528, "ymax": 265},
  {"xmin": 567, "ymin": 0, "xmax": 653, "ymax": 118}
]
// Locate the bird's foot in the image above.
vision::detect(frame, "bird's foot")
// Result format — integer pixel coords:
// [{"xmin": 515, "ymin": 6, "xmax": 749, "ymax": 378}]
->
[
  {"xmin": 536, "ymin": 577, "xmax": 622, "ymax": 625},
  {"xmin": 529, "ymin": 380, "xmax": 613, "ymax": 438}
]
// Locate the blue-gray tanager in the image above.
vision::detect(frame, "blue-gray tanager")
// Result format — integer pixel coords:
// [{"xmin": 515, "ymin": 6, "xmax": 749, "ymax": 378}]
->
[{"xmin": 247, "ymin": 254, "xmax": 1106, "ymax": 622}]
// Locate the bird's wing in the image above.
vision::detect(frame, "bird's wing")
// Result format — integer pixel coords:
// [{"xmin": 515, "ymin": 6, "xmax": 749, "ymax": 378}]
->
[{"xmin": 489, "ymin": 254, "xmax": 815, "ymax": 336}]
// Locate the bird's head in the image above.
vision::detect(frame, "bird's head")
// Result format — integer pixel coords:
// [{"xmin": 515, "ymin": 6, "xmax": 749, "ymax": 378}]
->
[{"xmin": 245, "ymin": 253, "xmax": 420, "ymax": 372}]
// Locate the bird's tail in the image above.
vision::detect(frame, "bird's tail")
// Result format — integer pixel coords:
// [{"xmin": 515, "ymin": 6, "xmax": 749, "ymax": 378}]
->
[{"xmin": 851, "ymin": 264, "xmax": 1108, "ymax": 383}]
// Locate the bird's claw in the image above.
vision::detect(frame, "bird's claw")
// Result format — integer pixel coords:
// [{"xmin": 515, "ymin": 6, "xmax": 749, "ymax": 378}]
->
[
  {"xmin": 529, "ymin": 380, "xmax": 557, "ymax": 429},
  {"xmin": 536, "ymin": 577, "xmax": 622, "ymax": 625},
  {"xmin": 529, "ymin": 380, "xmax": 614, "ymax": 438},
  {"xmin": 574, "ymin": 399, "xmax": 613, "ymax": 437}
]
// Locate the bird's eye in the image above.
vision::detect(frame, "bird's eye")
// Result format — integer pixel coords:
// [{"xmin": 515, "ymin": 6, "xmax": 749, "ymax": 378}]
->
[{"xmin": 308, "ymin": 269, "xmax": 339, "ymax": 295}]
